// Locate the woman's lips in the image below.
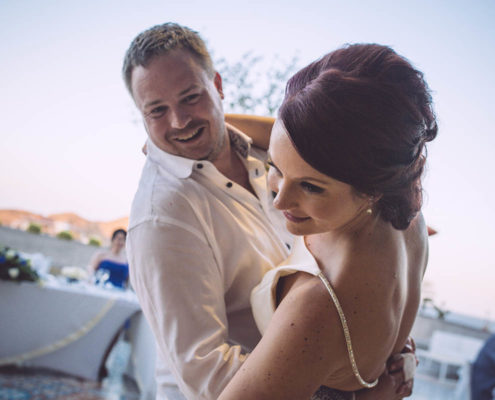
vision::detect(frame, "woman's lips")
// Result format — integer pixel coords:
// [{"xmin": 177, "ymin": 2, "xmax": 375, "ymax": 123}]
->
[{"xmin": 283, "ymin": 211, "xmax": 310, "ymax": 223}]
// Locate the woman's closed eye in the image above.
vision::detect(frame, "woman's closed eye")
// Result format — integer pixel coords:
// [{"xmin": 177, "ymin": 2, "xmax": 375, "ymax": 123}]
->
[
  {"xmin": 267, "ymin": 160, "xmax": 280, "ymax": 174},
  {"xmin": 300, "ymin": 181, "xmax": 324, "ymax": 194}
]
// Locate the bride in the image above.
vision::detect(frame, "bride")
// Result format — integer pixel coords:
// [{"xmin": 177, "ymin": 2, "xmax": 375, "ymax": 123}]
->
[{"xmin": 221, "ymin": 43, "xmax": 437, "ymax": 399}]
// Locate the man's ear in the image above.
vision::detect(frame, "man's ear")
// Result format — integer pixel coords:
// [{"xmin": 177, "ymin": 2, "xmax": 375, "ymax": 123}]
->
[
  {"xmin": 214, "ymin": 72, "xmax": 224, "ymax": 100},
  {"xmin": 142, "ymin": 119, "xmax": 149, "ymax": 134},
  {"xmin": 141, "ymin": 121, "xmax": 149, "ymax": 155}
]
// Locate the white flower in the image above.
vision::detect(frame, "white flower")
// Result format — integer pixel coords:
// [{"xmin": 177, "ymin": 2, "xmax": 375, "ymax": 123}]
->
[
  {"xmin": 8, "ymin": 268, "xmax": 19, "ymax": 279},
  {"xmin": 5, "ymin": 249, "xmax": 17, "ymax": 259},
  {"xmin": 61, "ymin": 266, "xmax": 88, "ymax": 281}
]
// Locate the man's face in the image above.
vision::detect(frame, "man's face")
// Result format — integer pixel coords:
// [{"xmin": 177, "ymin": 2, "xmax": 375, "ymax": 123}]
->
[{"xmin": 131, "ymin": 50, "xmax": 227, "ymax": 161}]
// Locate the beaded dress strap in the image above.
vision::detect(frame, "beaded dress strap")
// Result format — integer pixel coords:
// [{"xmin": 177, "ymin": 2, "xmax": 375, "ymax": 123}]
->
[{"xmin": 317, "ymin": 272, "xmax": 378, "ymax": 389}]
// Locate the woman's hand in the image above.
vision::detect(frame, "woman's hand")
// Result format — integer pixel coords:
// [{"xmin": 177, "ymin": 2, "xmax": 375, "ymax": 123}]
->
[
  {"xmin": 355, "ymin": 366, "xmax": 407, "ymax": 400},
  {"xmin": 355, "ymin": 337, "xmax": 418, "ymax": 399}
]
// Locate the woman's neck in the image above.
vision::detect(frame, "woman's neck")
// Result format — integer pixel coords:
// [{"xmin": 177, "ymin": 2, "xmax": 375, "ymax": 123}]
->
[
  {"xmin": 305, "ymin": 213, "xmax": 384, "ymax": 262},
  {"xmin": 111, "ymin": 246, "xmax": 123, "ymax": 256}
]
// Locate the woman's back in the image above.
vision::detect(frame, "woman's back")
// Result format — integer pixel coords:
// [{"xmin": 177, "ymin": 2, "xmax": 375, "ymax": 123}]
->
[{"xmin": 275, "ymin": 213, "xmax": 428, "ymax": 390}]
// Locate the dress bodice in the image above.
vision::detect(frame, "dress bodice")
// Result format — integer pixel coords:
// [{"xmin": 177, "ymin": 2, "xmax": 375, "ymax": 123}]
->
[{"xmin": 97, "ymin": 259, "xmax": 129, "ymax": 288}]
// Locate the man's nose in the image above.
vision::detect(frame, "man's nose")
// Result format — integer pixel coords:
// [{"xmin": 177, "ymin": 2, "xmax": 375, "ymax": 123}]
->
[{"xmin": 169, "ymin": 107, "xmax": 191, "ymax": 129}]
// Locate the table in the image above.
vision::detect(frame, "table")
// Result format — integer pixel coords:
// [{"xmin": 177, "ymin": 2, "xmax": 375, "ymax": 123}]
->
[
  {"xmin": 0, "ymin": 278, "xmax": 141, "ymax": 381},
  {"xmin": 126, "ymin": 312, "xmax": 158, "ymax": 399}
]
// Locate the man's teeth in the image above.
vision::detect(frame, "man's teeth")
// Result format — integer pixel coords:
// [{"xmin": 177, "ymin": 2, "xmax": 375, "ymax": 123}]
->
[{"xmin": 176, "ymin": 128, "xmax": 202, "ymax": 142}]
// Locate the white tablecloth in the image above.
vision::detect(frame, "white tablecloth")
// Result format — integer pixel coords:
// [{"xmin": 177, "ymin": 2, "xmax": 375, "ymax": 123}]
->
[
  {"xmin": 0, "ymin": 279, "xmax": 141, "ymax": 381},
  {"xmin": 127, "ymin": 312, "xmax": 158, "ymax": 399}
]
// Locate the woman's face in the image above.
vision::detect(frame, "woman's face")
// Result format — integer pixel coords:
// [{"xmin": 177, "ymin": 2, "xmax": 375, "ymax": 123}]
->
[
  {"xmin": 112, "ymin": 232, "xmax": 126, "ymax": 250},
  {"xmin": 267, "ymin": 119, "xmax": 369, "ymax": 236}
]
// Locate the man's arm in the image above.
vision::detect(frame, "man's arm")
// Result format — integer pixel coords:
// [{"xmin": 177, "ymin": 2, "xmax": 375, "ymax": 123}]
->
[
  {"xmin": 128, "ymin": 218, "xmax": 248, "ymax": 399},
  {"xmin": 225, "ymin": 114, "xmax": 275, "ymax": 150}
]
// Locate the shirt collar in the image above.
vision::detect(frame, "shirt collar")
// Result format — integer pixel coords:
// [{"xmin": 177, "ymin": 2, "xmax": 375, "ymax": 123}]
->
[{"xmin": 146, "ymin": 123, "xmax": 253, "ymax": 179}]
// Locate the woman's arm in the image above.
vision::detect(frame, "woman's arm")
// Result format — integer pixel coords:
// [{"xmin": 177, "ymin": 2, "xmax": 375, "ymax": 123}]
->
[
  {"xmin": 88, "ymin": 251, "xmax": 104, "ymax": 274},
  {"xmin": 219, "ymin": 274, "xmax": 366, "ymax": 400},
  {"xmin": 218, "ymin": 271, "xmax": 414, "ymax": 400},
  {"xmin": 225, "ymin": 114, "xmax": 275, "ymax": 150}
]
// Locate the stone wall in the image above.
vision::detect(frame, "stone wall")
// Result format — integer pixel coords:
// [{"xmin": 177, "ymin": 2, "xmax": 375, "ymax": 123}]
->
[{"xmin": 0, "ymin": 226, "xmax": 99, "ymax": 269}]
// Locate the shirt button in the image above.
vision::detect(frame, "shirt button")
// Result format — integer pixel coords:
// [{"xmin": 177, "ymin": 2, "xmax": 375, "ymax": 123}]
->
[
  {"xmin": 197, "ymin": 163, "xmax": 203, "ymax": 169},
  {"xmin": 226, "ymin": 182, "xmax": 233, "ymax": 188}
]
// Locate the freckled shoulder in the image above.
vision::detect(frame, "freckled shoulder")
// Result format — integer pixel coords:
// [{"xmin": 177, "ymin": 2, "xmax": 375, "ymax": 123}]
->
[
  {"xmin": 277, "ymin": 266, "xmax": 388, "ymax": 390},
  {"xmin": 270, "ymin": 272, "xmax": 355, "ymax": 387}
]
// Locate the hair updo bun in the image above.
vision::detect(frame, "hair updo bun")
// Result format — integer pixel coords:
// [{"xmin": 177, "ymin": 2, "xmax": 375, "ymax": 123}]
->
[{"xmin": 280, "ymin": 43, "xmax": 437, "ymax": 230}]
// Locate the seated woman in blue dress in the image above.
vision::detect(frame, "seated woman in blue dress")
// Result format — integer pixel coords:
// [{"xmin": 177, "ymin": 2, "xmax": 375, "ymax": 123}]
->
[{"xmin": 89, "ymin": 229, "xmax": 129, "ymax": 289}]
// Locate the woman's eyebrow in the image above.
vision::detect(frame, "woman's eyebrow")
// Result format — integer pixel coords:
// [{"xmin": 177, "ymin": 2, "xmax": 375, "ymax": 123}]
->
[
  {"xmin": 268, "ymin": 154, "xmax": 329, "ymax": 185},
  {"xmin": 297, "ymin": 176, "xmax": 328, "ymax": 185},
  {"xmin": 267, "ymin": 154, "xmax": 278, "ymax": 168}
]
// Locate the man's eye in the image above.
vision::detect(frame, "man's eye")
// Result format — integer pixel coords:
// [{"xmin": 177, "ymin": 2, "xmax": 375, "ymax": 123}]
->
[
  {"xmin": 301, "ymin": 182, "xmax": 324, "ymax": 194},
  {"xmin": 147, "ymin": 106, "xmax": 166, "ymax": 119},
  {"xmin": 184, "ymin": 94, "xmax": 200, "ymax": 104}
]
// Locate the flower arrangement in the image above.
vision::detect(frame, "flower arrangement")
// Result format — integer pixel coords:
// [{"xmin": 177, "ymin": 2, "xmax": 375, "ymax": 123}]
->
[
  {"xmin": 61, "ymin": 266, "xmax": 88, "ymax": 282},
  {"xmin": 0, "ymin": 246, "xmax": 40, "ymax": 283}
]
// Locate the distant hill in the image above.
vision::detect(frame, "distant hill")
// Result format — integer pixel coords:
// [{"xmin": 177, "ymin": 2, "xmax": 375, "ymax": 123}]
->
[{"xmin": 0, "ymin": 209, "xmax": 128, "ymax": 245}]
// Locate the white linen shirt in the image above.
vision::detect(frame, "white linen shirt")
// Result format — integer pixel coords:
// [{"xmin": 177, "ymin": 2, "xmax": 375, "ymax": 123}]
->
[{"xmin": 127, "ymin": 125, "xmax": 290, "ymax": 400}]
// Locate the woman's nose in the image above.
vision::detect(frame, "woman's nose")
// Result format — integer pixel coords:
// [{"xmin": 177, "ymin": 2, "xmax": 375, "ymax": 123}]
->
[{"xmin": 272, "ymin": 183, "xmax": 295, "ymax": 210}]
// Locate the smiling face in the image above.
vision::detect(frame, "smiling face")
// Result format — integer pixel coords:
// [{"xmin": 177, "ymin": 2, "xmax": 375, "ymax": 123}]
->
[
  {"xmin": 131, "ymin": 49, "xmax": 228, "ymax": 162},
  {"xmin": 267, "ymin": 119, "xmax": 370, "ymax": 236}
]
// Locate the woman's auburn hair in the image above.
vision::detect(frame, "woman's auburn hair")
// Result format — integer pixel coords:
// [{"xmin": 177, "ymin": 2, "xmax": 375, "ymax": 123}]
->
[{"xmin": 280, "ymin": 43, "xmax": 437, "ymax": 230}]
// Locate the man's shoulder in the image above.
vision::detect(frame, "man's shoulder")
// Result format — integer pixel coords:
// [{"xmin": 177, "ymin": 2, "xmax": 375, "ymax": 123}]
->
[
  {"xmin": 227, "ymin": 123, "xmax": 268, "ymax": 163},
  {"xmin": 128, "ymin": 161, "xmax": 212, "ymax": 229},
  {"xmin": 249, "ymin": 145, "xmax": 268, "ymax": 163}
]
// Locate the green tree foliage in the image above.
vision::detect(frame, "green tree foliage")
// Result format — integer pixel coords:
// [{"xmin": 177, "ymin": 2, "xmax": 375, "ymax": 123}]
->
[
  {"xmin": 56, "ymin": 230, "xmax": 73, "ymax": 241},
  {"xmin": 216, "ymin": 52, "xmax": 300, "ymax": 116},
  {"xmin": 27, "ymin": 223, "xmax": 42, "ymax": 234},
  {"xmin": 88, "ymin": 237, "xmax": 101, "ymax": 247}
]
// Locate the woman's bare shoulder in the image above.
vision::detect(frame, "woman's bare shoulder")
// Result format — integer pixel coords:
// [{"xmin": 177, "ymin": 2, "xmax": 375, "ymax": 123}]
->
[{"xmin": 268, "ymin": 271, "xmax": 356, "ymax": 388}]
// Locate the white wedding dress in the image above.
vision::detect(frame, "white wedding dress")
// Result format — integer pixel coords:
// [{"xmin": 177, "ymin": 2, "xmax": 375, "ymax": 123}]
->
[{"xmin": 251, "ymin": 236, "xmax": 377, "ymax": 400}]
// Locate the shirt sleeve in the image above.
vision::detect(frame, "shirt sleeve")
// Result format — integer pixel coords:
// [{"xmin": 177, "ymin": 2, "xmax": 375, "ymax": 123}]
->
[{"xmin": 127, "ymin": 217, "xmax": 248, "ymax": 400}]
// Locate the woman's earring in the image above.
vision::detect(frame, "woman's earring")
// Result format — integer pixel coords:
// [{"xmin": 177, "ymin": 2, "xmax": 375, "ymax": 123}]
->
[{"xmin": 366, "ymin": 197, "xmax": 374, "ymax": 215}]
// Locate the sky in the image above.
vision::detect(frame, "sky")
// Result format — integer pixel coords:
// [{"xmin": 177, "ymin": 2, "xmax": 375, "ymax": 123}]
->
[{"xmin": 1, "ymin": 0, "xmax": 494, "ymax": 319}]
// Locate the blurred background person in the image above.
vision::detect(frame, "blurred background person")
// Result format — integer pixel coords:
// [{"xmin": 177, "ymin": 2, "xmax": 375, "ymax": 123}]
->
[
  {"xmin": 471, "ymin": 334, "xmax": 495, "ymax": 400},
  {"xmin": 89, "ymin": 228, "xmax": 129, "ymax": 289}
]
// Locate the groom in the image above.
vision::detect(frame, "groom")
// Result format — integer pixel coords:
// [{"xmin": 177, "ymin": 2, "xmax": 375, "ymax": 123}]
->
[
  {"xmin": 123, "ymin": 22, "xmax": 414, "ymax": 400},
  {"xmin": 123, "ymin": 22, "xmax": 290, "ymax": 400}
]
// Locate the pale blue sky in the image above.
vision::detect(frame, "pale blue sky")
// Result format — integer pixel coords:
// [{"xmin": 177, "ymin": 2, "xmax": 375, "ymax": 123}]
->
[{"xmin": 1, "ymin": 0, "xmax": 494, "ymax": 318}]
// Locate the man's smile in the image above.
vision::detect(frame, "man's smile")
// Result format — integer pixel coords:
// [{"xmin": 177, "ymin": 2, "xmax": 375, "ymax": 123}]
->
[{"xmin": 174, "ymin": 127, "xmax": 204, "ymax": 142}]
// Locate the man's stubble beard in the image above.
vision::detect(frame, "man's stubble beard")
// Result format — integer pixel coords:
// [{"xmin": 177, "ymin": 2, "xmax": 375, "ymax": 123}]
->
[{"xmin": 202, "ymin": 121, "xmax": 229, "ymax": 163}]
